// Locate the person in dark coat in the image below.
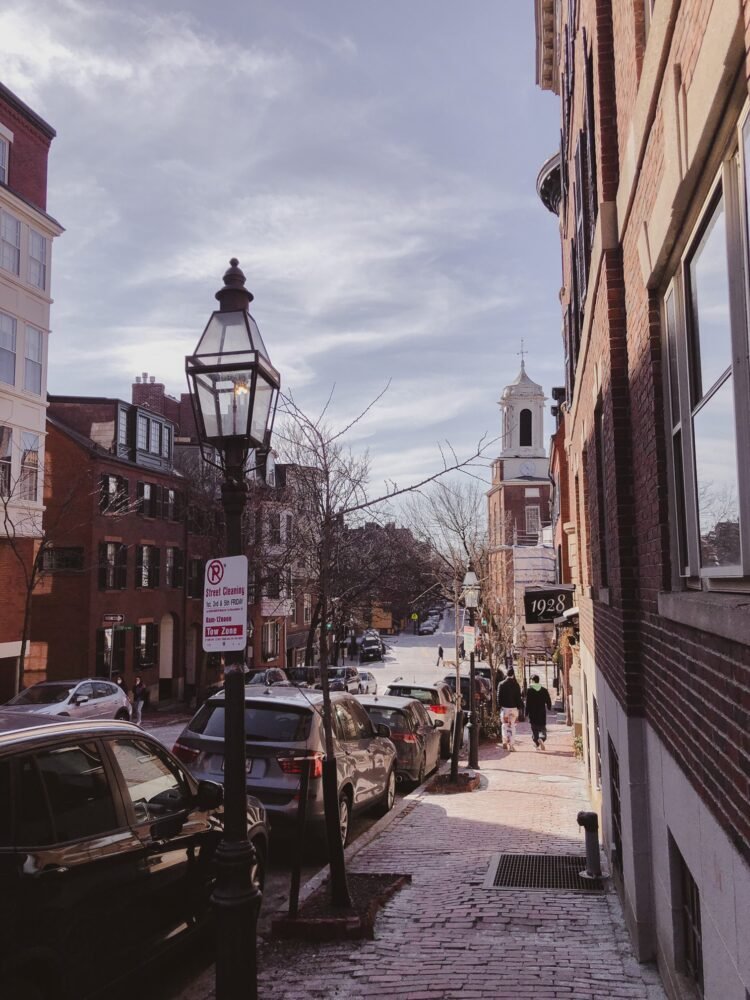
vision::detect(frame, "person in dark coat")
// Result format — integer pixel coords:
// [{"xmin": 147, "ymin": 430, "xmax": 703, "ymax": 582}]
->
[
  {"xmin": 436, "ymin": 644, "xmax": 444, "ymax": 667},
  {"xmin": 498, "ymin": 669, "xmax": 523, "ymax": 751},
  {"xmin": 132, "ymin": 674, "xmax": 147, "ymax": 725},
  {"xmin": 525, "ymin": 674, "xmax": 552, "ymax": 750}
]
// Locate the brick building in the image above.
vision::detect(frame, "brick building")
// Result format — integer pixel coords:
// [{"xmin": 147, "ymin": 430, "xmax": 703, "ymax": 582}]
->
[
  {"xmin": 0, "ymin": 82, "xmax": 62, "ymax": 699},
  {"xmin": 486, "ymin": 362, "xmax": 555, "ymax": 659},
  {"xmin": 535, "ymin": 1, "xmax": 750, "ymax": 996}
]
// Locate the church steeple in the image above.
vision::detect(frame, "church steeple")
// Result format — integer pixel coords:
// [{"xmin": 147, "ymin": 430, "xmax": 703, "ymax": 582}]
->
[{"xmin": 499, "ymin": 356, "xmax": 547, "ymax": 459}]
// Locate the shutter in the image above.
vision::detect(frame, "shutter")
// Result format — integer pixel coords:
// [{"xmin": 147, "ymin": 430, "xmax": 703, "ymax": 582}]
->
[
  {"xmin": 95, "ymin": 629, "xmax": 105, "ymax": 674},
  {"xmin": 117, "ymin": 544, "xmax": 127, "ymax": 589},
  {"xmin": 98, "ymin": 543, "xmax": 108, "ymax": 589},
  {"xmin": 174, "ymin": 549, "xmax": 184, "ymax": 588},
  {"xmin": 152, "ymin": 547, "xmax": 161, "ymax": 588},
  {"xmin": 135, "ymin": 546, "xmax": 143, "ymax": 587},
  {"xmin": 136, "ymin": 481, "xmax": 144, "ymax": 515},
  {"xmin": 153, "ymin": 485, "xmax": 163, "ymax": 519},
  {"xmin": 114, "ymin": 628, "xmax": 126, "ymax": 672},
  {"xmin": 118, "ymin": 476, "xmax": 129, "ymax": 510},
  {"xmin": 99, "ymin": 475, "xmax": 109, "ymax": 512},
  {"xmin": 173, "ymin": 491, "xmax": 182, "ymax": 522}
]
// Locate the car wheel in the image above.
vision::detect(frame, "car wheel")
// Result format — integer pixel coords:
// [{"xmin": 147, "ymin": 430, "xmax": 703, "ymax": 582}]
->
[
  {"xmin": 374, "ymin": 768, "xmax": 396, "ymax": 817},
  {"xmin": 338, "ymin": 792, "xmax": 351, "ymax": 846},
  {"xmin": 115, "ymin": 709, "xmax": 130, "ymax": 721}
]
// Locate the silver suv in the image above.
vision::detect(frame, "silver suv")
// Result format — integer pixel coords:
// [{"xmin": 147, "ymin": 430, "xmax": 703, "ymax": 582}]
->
[
  {"xmin": 5, "ymin": 679, "xmax": 131, "ymax": 721},
  {"xmin": 385, "ymin": 681, "xmax": 456, "ymax": 759},
  {"xmin": 173, "ymin": 687, "xmax": 397, "ymax": 846}
]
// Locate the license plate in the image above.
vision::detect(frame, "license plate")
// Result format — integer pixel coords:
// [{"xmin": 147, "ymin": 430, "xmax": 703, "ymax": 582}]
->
[{"xmin": 222, "ymin": 758, "xmax": 256, "ymax": 775}]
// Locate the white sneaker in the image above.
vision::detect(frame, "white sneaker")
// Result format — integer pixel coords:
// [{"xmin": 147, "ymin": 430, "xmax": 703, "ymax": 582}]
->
[{"xmin": 540, "ymin": 740, "xmax": 546, "ymax": 751}]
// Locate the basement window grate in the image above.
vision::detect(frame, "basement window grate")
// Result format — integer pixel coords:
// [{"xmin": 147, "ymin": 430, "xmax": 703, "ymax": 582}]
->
[{"xmin": 484, "ymin": 853, "xmax": 606, "ymax": 893}]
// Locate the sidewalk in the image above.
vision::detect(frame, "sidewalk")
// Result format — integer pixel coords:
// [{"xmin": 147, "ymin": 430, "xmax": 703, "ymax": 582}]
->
[{"xmin": 189, "ymin": 716, "xmax": 666, "ymax": 1000}]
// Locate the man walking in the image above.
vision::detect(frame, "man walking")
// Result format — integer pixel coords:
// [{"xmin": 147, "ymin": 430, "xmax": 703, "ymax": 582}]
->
[
  {"xmin": 436, "ymin": 644, "xmax": 444, "ymax": 667},
  {"xmin": 525, "ymin": 674, "xmax": 552, "ymax": 750},
  {"xmin": 497, "ymin": 668, "xmax": 522, "ymax": 751},
  {"xmin": 132, "ymin": 674, "xmax": 147, "ymax": 726}
]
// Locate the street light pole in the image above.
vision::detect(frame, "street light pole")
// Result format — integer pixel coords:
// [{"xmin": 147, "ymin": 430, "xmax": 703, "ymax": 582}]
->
[
  {"xmin": 186, "ymin": 260, "xmax": 281, "ymax": 1000},
  {"xmin": 468, "ymin": 603, "xmax": 479, "ymax": 769}
]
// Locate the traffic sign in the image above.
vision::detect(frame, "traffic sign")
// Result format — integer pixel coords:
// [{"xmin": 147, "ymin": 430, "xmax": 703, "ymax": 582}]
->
[
  {"xmin": 410, "ymin": 613, "xmax": 419, "ymax": 621},
  {"xmin": 102, "ymin": 613, "xmax": 125, "ymax": 625},
  {"xmin": 202, "ymin": 555, "xmax": 248, "ymax": 653}
]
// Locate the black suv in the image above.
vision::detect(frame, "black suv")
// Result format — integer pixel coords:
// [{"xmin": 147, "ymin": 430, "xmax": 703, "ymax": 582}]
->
[{"xmin": 0, "ymin": 712, "xmax": 268, "ymax": 1000}]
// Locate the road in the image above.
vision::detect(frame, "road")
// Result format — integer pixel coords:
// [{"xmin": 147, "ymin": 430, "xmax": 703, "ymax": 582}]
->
[{"xmin": 136, "ymin": 614, "xmax": 460, "ymax": 999}]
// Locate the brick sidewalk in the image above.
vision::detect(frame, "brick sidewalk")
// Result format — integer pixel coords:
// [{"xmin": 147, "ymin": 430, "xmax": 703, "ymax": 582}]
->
[{"xmin": 192, "ymin": 717, "xmax": 666, "ymax": 1000}]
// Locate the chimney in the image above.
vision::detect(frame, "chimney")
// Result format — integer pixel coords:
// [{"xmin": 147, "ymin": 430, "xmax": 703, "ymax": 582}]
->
[
  {"xmin": 135, "ymin": 376, "xmax": 141, "ymax": 384},
  {"xmin": 150, "ymin": 376, "xmax": 155, "ymax": 383}
]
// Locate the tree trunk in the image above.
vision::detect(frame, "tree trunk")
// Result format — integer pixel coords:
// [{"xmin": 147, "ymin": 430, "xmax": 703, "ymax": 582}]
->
[{"xmin": 305, "ymin": 599, "xmax": 322, "ymax": 667}]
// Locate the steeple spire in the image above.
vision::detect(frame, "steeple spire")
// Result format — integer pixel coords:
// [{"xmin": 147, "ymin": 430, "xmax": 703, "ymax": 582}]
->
[{"xmin": 517, "ymin": 339, "xmax": 528, "ymax": 371}]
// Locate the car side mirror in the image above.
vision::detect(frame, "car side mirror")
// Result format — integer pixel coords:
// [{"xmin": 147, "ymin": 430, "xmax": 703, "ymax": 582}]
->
[
  {"xmin": 432, "ymin": 719, "xmax": 444, "ymax": 728},
  {"xmin": 73, "ymin": 694, "xmax": 90, "ymax": 705},
  {"xmin": 375, "ymin": 723, "xmax": 391, "ymax": 738},
  {"xmin": 195, "ymin": 779, "xmax": 223, "ymax": 810}
]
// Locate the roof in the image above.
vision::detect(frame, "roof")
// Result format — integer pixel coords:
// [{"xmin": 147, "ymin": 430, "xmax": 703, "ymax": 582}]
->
[
  {"xmin": 356, "ymin": 694, "xmax": 422, "ymax": 711},
  {"xmin": 0, "ymin": 714, "xmax": 140, "ymax": 746},
  {"xmin": 0, "ymin": 80, "xmax": 56, "ymax": 139},
  {"xmin": 47, "ymin": 414, "xmax": 185, "ymax": 479}
]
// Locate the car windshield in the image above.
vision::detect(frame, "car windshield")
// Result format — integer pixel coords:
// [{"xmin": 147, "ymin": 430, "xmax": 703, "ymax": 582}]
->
[
  {"xmin": 329, "ymin": 668, "xmax": 351, "ymax": 678},
  {"xmin": 363, "ymin": 707, "xmax": 409, "ymax": 732},
  {"xmin": 289, "ymin": 668, "xmax": 318, "ymax": 683},
  {"xmin": 188, "ymin": 702, "xmax": 313, "ymax": 742},
  {"xmin": 387, "ymin": 685, "xmax": 437, "ymax": 705},
  {"xmin": 248, "ymin": 673, "xmax": 269, "ymax": 684},
  {"xmin": 9, "ymin": 684, "xmax": 74, "ymax": 705}
]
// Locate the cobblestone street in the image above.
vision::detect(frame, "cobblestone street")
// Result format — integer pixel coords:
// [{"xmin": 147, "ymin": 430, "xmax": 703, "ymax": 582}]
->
[{"xmin": 186, "ymin": 714, "xmax": 666, "ymax": 1000}]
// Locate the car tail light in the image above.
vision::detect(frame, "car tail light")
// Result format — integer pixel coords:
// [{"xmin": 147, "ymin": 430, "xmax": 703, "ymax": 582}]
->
[
  {"xmin": 277, "ymin": 753, "xmax": 324, "ymax": 778},
  {"xmin": 390, "ymin": 733, "xmax": 419, "ymax": 743},
  {"xmin": 429, "ymin": 705, "xmax": 448, "ymax": 714},
  {"xmin": 172, "ymin": 741, "xmax": 200, "ymax": 765}
]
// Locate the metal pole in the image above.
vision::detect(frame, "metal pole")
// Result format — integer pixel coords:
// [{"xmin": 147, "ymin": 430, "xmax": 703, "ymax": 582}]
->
[
  {"xmin": 212, "ymin": 456, "xmax": 262, "ymax": 1000},
  {"xmin": 288, "ymin": 757, "xmax": 312, "ymax": 918},
  {"xmin": 468, "ymin": 606, "xmax": 479, "ymax": 770}
]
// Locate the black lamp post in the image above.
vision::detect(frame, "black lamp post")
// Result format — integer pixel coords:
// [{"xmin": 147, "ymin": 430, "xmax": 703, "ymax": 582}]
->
[
  {"xmin": 462, "ymin": 565, "xmax": 480, "ymax": 770},
  {"xmin": 186, "ymin": 259, "xmax": 280, "ymax": 1000}
]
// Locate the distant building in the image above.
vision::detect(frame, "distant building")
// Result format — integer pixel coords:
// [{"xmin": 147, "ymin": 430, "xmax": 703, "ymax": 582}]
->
[
  {"xmin": 0, "ymin": 82, "xmax": 62, "ymax": 700},
  {"xmin": 486, "ymin": 361, "xmax": 555, "ymax": 660}
]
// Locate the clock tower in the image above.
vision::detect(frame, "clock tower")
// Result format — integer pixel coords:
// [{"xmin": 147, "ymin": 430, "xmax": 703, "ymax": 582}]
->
[{"xmin": 486, "ymin": 359, "xmax": 554, "ymax": 655}]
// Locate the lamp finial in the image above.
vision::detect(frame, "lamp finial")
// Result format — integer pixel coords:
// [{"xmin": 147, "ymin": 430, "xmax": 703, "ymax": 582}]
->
[{"xmin": 216, "ymin": 257, "xmax": 254, "ymax": 310}]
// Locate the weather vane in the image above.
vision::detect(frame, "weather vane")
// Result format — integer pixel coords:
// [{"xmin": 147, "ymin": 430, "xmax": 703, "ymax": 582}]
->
[{"xmin": 517, "ymin": 339, "xmax": 527, "ymax": 366}]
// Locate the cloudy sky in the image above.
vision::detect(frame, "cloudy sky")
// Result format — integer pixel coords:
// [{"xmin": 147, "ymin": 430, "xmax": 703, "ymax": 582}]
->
[{"xmin": 3, "ymin": 0, "xmax": 562, "ymax": 489}]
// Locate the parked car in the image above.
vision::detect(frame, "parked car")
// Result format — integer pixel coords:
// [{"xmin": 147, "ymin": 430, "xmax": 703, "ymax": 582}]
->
[
  {"xmin": 418, "ymin": 622, "xmax": 436, "ymax": 636},
  {"xmin": 384, "ymin": 681, "xmax": 456, "ymax": 759},
  {"xmin": 443, "ymin": 674, "xmax": 491, "ymax": 725},
  {"xmin": 247, "ymin": 667, "xmax": 290, "ymax": 687},
  {"xmin": 4, "ymin": 679, "xmax": 131, "ymax": 721},
  {"xmin": 356, "ymin": 694, "xmax": 441, "ymax": 786},
  {"xmin": 0, "ymin": 712, "xmax": 268, "ymax": 1000},
  {"xmin": 474, "ymin": 665, "xmax": 504, "ymax": 686},
  {"xmin": 287, "ymin": 666, "xmax": 321, "ymax": 688},
  {"xmin": 173, "ymin": 688, "xmax": 397, "ymax": 846},
  {"xmin": 359, "ymin": 637, "xmax": 384, "ymax": 662},
  {"xmin": 357, "ymin": 670, "xmax": 378, "ymax": 694},
  {"xmin": 317, "ymin": 666, "xmax": 361, "ymax": 692}
]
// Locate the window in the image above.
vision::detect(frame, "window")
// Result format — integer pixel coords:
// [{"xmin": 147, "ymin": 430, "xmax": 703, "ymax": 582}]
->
[
  {"xmin": 0, "ymin": 136, "xmax": 8, "ymax": 185},
  {"xmin": 303, "ymin": 594, "xmax": 312, "ymax": 624},
  {"xmin": 98, "ymin": 542, "xmax": 127, "ymax": 590},
  {"xmin": 165, "ymin": 488, "xmax": 176, "ymax": 520},
  {"xmin": 95, "ymin": 626, "xmax": 126, "ymax": 677},
  {"xmin": 28, "ymin": 230, "xmax": 47, "ymax": 290},
  {"xmin": 0, "ymin": 425, "xmax": 10, "ymax": 495},
  {"xmin": 134, "ymin": 623, "xmax": 158, "ymax": 669},
  {"xmin": 164, "ymin": 547, "xmax": 183, "ymax": 588},
  {"xmin": 136, "ymin": 545, "xmax": 160, "ymax": 589},
  {"xmin": 0, "ymin": 311, "xmax": 16, "ymax": 385},
  {"xmin": 42, "ymin": 546, "xmax": 84, "ymax": 571},
  {"xmin": 187, "ymin": 558, "xmax": 205, "ymax": 598},
  {"xmin": 266, "ymin": 573, "xmax": 281, "ymax": 599},
  {"xmin": 24, "ymin": 326, "xmax": 43, "ymax": 394},
  {"xmin": 100, "ymin": 474, "xmax": 129, "ymax": 513},
  {"xmin": 32, "ymin": 744, "xmax": 117, "ymax": 843},
  {"xmin": 0, "ymin": 210, "xmax": 20, "ymax": 274},
  {"xmin": 269, "ymin": 512, "xmax": 281, "ymax": 545},
  {"xmin": 149, "ymin": 421, "xmax": 161, "ymax": 455},
  {"xmin": 347, "ymin": 699, "xmax": 375, "ymax": 739},
  {"xmin": 118, "ymin": 408, "xmax": 129, "ymax": 446},
  {"xmin": 608, "ymin": 736, "xmax": 623, "ymax": 878},
  {"xmin": 519, "ymin": 408, "xmax": 532, "ymax": 447},
  {"xmin": 525, "ymin": 505, "xmax": 541, "ymax": 536},
  {"xmin": 664, "ymin": 124, "xmax": 750, "ymax": 584},
  {"xmin": 137, "ymin": 414, "xmax": 148, "ymax": 450},
  {"xmin": 111, "ymin": 739, "xmax": 188, "ymax": 823},
  {"xmin": 333, "ymin": 702, "xmax": 359, "ymax": 741},
  {"xmin": 137, "ymin": 481, "xmax": 152, "ymax": 517},
  {"xmin": 671, "ymin": 836, "xmax": 704, "ymax": 994},
  {"xmin": 19, "ymin": 433, "xmax": 39, "ymax": 501},
  {"xmin": 594, "ymin": 399, "xmax": 609, "ymax": 588},
  {"xmin": 285, "ymin": 513, "xmax": 293, "ymax": 542},
  {"xmin": 162, "ymin": 425, "xmax": 171, "ymax": 459},
  {"xmin": 261, "ymin": 621, "xmax": 280, "ymax": 661}
]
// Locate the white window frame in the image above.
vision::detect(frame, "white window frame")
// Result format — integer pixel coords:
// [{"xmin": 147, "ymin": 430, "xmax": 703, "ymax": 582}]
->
[
  {"xmin": 28, "ymin": 230, "xmax": 47, "ymax": 290},
  {"xmin": 303, "ymin": 593, "xmax": 312, "ymax": 625},
  {"xmin": 0, "ymin": 136, "xmax": 8, "ymax": 186},
  {"xmin": 261, "ymin": 621, "xmax": 280, "ymax": 661},
  {"xmin": 0, "ymin": 425, "xmax": 11, "ymax": 496},
  {"xmin": 0, "ymin": 210, "xmax": 20, "ymax": 275},
  {"xmin": 663, "ymin": 104, "xmax": 750, "ymax": 590},
  {"xmin": 19, "ymin": 432, "xmax": 39, "ymax": 501},
  {"xmin": 0, "ymin": 311, "xmax": 16, "ymax": 386},
  {"xmin": 525, "ymin": 505, "xmax": 541, "ymax": 535},
  {"xmin": 24, "ymin": 325, "xmax": 43, "ymax": 395}
]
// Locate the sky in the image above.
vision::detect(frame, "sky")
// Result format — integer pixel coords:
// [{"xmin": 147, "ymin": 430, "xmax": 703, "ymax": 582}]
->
[{"xmin": 2, "ymin": 0, "xmax": 563, "ymax": 491}]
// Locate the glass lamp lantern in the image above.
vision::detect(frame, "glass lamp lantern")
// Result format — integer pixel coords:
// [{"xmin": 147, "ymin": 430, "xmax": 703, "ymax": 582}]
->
[
  {"xmin": 186, "ymin": 260, "xmax": 280, "ymax": 469},
  {"xmin": 462, "ymin": 566, "xmax": 480, "ymax": 609}
]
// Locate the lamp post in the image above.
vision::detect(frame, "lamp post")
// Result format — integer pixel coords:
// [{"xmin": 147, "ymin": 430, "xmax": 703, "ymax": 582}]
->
[
  {"xmin": 186, "ymin": 259, "xmax": 280, "ymax": 1000},
  {"xmin": 462, "ymin": 565, "xmax": 480, "ymax": 770}
]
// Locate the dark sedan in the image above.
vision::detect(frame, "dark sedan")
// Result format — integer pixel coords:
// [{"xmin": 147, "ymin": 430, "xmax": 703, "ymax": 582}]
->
[
  {"xmin": 0, "ymin": 713, "xmax": 268, "ymax": 1000},
  {"xmin": 356, "ymin": 694, "xmax": 441, "ymax": 786}
]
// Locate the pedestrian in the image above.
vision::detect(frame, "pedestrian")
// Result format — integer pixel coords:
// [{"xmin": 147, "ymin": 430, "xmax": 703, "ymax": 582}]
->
[
  {"xmin": 525, "ymin": 674, "xmax": 552, "ymax": 750},
  {"xmin": 436, "ymin": 644, "xmax": 444, "ymax": 667},
  {"xmin": 132, "ymin": 674, "xmax": 147, "ymax": 725},
  {"xmin": 497, "ymin": 668, "xmax": 523, "ymax": 751},
  {"xmin": 113, "ymin": 672, "xmax": 126, "ymax": 694},
  {"xmin": 459, "ymin": 641, "xmax": 465, "ymax": 660}
]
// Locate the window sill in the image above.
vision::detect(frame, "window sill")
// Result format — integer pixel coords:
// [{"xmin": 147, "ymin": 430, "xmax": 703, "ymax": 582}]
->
[{"xmin": 658, "ymin": 590, "xmax": 750, "ymax": 645}]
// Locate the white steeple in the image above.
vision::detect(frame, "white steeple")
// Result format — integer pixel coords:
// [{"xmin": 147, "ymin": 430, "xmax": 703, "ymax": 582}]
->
[{"xmin": 499, "ymin": 357, "xmax": 547, "ymax": 460}]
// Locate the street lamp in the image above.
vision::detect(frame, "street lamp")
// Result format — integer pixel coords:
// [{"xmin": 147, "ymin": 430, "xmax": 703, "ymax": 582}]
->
[
  {"xmin": 186, "ymin": 259, "xmax": 280, "ymax": 1000},
  {"xmin": 462, "ymin": 565, "xmax": 480, "ymax": 770}
]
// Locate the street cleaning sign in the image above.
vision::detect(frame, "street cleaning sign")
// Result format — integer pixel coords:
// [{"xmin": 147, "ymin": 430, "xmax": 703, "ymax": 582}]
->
[
  {"xmin": 202, "ymin": 555, "xmax": 248, "ymax": 653},
  {"xmin": 463, "ymin": 624, "xmax": 476, "ymax": 653}
]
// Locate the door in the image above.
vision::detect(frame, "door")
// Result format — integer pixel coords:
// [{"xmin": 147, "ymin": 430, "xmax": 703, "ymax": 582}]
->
[
  {"xmin": 348, "ymin": 699, "xmax": 388, "ymax": 803},
  {"xmin": 93, "ymin": 681, "xmax": 118, "ymax": 719},
  {"xmin": 108, "ymin": 736, "xmax": 217, "ymax": 940},
  {"xmin": 11, "ymin": 741, "xmax": 144, "ymax": 995},
  {"xmin": 332, "ymin": 702, "xmax": 371, "ymax": 808},
  {"xmin": 71, "ymin": 682, "xmax": 96, "ymax": 720}
]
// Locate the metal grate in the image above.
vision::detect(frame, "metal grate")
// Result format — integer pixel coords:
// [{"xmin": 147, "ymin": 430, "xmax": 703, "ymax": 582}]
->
[{"xmin": 484, "ymin": 853, "xmax": 606, "ymax": 893}]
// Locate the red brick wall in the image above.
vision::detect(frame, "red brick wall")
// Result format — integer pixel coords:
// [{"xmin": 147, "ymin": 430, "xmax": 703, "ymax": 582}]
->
[{"xmin": 0, "ymin": 92, "xmax": 52, "ymax": 212}]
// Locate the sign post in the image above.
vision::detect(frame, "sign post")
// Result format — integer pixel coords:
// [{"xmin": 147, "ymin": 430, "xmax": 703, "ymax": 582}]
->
[{"xmin": 203, "ymin": 556, "xmax": 249, "ymax": 653}]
